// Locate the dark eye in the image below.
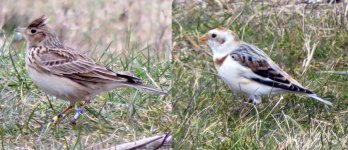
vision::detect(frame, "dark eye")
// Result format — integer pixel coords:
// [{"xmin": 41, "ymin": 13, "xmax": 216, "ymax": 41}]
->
[
  {"xmin": 212, "ymin": 33, "xmax": 217, "ymax": 38},
  {"xmin": 30, "ymin": 29, "xmax": 37, "ymax": 34}
]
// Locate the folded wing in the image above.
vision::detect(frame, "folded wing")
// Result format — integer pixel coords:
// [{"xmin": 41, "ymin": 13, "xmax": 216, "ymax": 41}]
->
[
  {"xmin": 34, "ymin": 47, "xmax": 142, "ymax": 85},
  {"xmin": 230, "ymin": 43, "xmax": 313, "ymax": 94}
]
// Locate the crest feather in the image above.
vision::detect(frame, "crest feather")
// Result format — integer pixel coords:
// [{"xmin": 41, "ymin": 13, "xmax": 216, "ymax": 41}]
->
[{"xmin": 28, "ymin": 15, "xmax": 47, "ymax": 28}]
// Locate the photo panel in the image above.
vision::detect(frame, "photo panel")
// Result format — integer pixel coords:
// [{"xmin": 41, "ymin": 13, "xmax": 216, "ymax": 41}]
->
[
  {"xmin": 0, "ymin": 0, "xmax": 171, "ymax": 149},
  {"xmin": 172, "ymin": 0, "xmax": 346, "ymax": 149}
]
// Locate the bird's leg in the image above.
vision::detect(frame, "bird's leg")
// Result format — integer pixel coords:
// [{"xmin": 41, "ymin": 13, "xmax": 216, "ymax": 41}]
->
[
  {"xmin": 234, "ymin": 96, "xmax": 261, "ymax": 118},
  {"xmin": 249, "ymin": 95, "xmax": 261, "ymax": 105},
  {"xmin": 239, "ymin": 95, "xmax": 261, "ymax": 112},
  {"xmin": 51, "ymin": 104, "xmax": 75, "ymax": 123},
  {"xmin": 70, "ymin": 100, "xmax": 91, "ymax": 125}
]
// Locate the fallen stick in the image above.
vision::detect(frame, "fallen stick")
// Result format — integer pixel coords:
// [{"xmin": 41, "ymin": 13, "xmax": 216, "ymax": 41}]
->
[{"xmin": 105, "ymin": 133, "xmax": 172, "ymax": 150}]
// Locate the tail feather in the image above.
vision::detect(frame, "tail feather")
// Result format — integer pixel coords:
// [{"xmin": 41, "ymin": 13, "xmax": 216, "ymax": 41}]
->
[
  {"xmin": 127, "ymin": 83, "xmax": 167, "ymax": 95},
  {"xmin": 307, "ymin": 94, "xmax": 332, "ymax": 106},
  {"xmin": 116, "ymin": 73, "xmax": 143, "ymax": 84}
]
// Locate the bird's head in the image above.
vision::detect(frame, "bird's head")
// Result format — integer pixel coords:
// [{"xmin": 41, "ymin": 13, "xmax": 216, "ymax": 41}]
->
[
  {"xmin": 200, "ymin": 27, "xmax": 240, "ymax": 56},
  {"xmin": 16, "ymin": 15, "xmax": 61, "ymax": 47}
]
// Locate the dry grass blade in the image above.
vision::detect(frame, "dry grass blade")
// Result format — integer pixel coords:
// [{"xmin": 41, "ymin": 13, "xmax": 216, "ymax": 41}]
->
[{"xmin": 302, "ymin": 34, "xmax": 319, "ymax": 75}]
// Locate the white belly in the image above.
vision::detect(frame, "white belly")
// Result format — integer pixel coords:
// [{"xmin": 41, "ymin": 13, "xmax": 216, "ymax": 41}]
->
[
  {"xmin": 217, "ymin": 57, "xmax": 280, "ymax": 96},
  {"xmin": 26, "ymin": 65, "xmax": 88, "ymax": 101}
]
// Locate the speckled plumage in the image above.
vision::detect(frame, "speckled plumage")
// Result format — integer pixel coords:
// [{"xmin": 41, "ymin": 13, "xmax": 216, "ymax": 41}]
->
[{"xmin": 17, "ymin": 16, "xmax": 167, "ymax": 124}]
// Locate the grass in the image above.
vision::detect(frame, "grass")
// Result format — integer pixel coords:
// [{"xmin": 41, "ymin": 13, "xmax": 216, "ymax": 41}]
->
[
  {"xmin": 0, "ymin": 32, "xmax": 171, "ymax": 149},
  {"xmin": 172, "ymin": 1, "xmax": 348, "ymax": 149}
]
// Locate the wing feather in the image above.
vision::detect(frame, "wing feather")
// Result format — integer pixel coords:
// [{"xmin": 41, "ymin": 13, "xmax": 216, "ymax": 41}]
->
[
  {"xmin": 34, "ymin": 47, "xmax": 142, "ymax": 84},
  {"xmin": 231, "ymin": 43, "xmax": 312, "ymax": 94}
]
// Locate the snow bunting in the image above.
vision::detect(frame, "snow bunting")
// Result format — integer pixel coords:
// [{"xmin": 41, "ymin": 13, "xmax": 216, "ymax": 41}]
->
[
  {"xmin": 16, "ymin": 16, "xmax": 167, "ymax": 124},
  {"xmin": 200, "ymin": 27, "xmax": 332, "ymax": 106}
]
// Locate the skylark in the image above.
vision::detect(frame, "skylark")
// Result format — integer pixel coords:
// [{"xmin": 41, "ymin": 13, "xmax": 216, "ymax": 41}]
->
[
  {"xmin": 200, "ymin": 27, "xmax": 332, "ymax": 106},
  {"xmin": 16, "ymin": 16, "xmax": 167, "ymax": 125}
]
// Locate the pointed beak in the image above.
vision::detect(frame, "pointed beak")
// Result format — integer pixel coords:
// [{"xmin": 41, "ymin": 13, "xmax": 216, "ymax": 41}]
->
[
  {"xmin": 15, "ymin": 27, "xmax": 26, "ymax": 33},
  {"xmin": 200, "ymin": 34, "xmax": 208, "ymax": 43},
  {"xmin": 14, "ymin": 27, "xmax": 25, "ymax": 41}
]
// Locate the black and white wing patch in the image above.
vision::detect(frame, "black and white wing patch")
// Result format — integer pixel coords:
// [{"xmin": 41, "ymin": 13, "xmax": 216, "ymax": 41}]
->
[{"xmin": 230, "ymin": 43, "xmax": 313, "ymax": 94}]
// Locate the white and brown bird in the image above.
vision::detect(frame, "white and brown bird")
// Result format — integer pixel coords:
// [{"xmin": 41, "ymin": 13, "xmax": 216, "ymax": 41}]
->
[
  {"xmin": 16, "ymin": 16, "xmax": 167, "ymax": 125},
  {"xmin": 200, "ymin": 27, "xmax": 332, "ymax": 106}
]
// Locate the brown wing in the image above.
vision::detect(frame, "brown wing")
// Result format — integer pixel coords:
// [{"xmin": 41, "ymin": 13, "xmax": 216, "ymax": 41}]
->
[
  {"xmin": 34, "ymin": 47, "xmax": 142, "ymax": 85},
  {"xmin": 231, "ymin": 43, "xmax": 313, "ymax": 94}
]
